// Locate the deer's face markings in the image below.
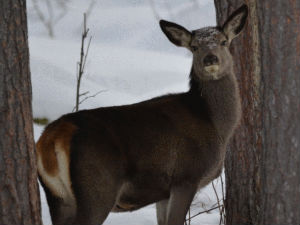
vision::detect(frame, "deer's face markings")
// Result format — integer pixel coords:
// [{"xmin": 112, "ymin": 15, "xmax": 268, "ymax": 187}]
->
[{"xmin": 190, "ymin": 27, "xmax": 232, "ymax": 80}]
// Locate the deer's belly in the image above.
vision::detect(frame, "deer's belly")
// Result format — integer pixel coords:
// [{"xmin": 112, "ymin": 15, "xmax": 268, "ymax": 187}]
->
[{"xmin": 111, "ymin": 180, "xmax": 170, "ymax": 212}]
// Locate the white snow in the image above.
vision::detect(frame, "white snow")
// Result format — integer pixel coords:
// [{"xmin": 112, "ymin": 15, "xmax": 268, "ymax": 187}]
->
[{"xmin": 29, "ymin": 0, "xmax": 223, "ymax": 224}]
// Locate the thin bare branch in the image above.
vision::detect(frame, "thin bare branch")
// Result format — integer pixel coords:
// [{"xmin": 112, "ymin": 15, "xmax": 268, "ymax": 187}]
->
[
  {"xmin": 85, "ymin": 0, "xmax": 97, "ymax": 20},
  {"xmin": 220, "ymin": 174, "xmax": 226, "ymax": 223},
  {"xmin": 32, "ymin": 0, "xmax": 69, "ymax": 37},
  {"xmin": 32, "ymin": 0, "xmax": 54, "ymax": 37},
  {"xmin": 72, "ymin": 90, "xmax": 106, "ymax": 112},
  {"xmin": 186, "ymin": 206, "xmax": 220, "ymax": 221},
  {"xmin": 75, "ymin": 13, "xmax": 91, "ymax": 112},
  {"xmin": 212, "ymin": 180, "xmax": 223, "ymax": 225},
  {"xmin": 79, "ymin": 91, "xmax": 90, "ymax": 97},
  {"xmin": 82, "ymin": 36, "xmax": 92, "ymax": 73},
  {"xmin": 53, "ymin": 0, "xmax": 69, "ymax": 24},
  {"xmin": 78, "ymin": 90, "xmax": 106, "ymax": 106}
]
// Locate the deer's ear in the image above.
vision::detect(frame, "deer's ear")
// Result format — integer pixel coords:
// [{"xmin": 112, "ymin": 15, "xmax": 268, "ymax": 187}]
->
[
  {"xmin": 160, "ymin": 20, "xmax": 192, "ymax": 48},
  {"xmin": 222, "ymin": 4, "xmax": 248, "ymax": 42}
]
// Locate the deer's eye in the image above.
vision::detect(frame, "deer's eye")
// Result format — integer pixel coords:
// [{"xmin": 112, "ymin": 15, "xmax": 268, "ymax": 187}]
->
[
  {"xmin": 191, "ymin": 46, "xmax": 198, "ymax": 51},
  {"xmin": 221, "ymin": 40, "xmax": 228, "ymax": 46}
]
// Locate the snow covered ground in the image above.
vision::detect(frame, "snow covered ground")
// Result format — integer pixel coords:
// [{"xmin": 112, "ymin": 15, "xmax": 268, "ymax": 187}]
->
[{"xmin": 28, "ymin": 0, "xmax": 224, "ymax": 224}]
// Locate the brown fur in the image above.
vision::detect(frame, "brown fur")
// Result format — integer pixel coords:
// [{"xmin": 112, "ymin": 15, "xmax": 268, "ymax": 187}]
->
[
  {"xmin": 37, "ymin": 121, "xmax": 77, "ymax": 176},
  {"xmin": 37, "ymin": 5, "xmax": 248, "ymax": 225}
]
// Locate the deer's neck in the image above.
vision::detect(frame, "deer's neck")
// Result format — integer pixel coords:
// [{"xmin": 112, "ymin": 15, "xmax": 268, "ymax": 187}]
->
[{"xmin": 189, "ymin": 68, "xmax": 241, "ymax": 142}]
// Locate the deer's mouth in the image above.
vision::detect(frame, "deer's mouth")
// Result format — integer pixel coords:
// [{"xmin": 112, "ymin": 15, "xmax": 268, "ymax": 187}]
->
[{"xmin": 204, "ymin": 65, "xmax": 219, "ymax": 75}]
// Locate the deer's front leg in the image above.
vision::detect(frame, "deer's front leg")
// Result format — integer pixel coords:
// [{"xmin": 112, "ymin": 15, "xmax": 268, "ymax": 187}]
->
[
  {"xmin": 165, "ymin": 184, "xmax": 197, "ymax": 225},
  {"xmin": 156, "ymin": 199, "xmax": 168, "ymax": 225}
]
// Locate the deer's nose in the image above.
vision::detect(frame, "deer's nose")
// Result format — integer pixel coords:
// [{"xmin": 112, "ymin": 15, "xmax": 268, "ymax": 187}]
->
[{"xmin": 203, "ymin": 54, "xmax": 219, "ymax": 66}]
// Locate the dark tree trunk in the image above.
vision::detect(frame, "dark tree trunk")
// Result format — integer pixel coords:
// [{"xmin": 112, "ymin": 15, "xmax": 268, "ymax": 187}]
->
[
  {"xmin": 0, "ymin": 1, "xmax": 42, "ymax": 225},
  {"xmin": 214, "ymin": 1, "xmax": 300, "ymax": 224}
]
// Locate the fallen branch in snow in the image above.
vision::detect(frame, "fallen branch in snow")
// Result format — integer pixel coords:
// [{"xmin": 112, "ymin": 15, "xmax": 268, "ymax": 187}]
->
[
  {"xmin": 186, "ymin": 174, "xmax": 226, "ymax": 224},
  {"xmin": 212, "ymin": 180, "xmax": 224, "ymax": 225},
  {"xmin": 212, "ymin": 175, "xmax": 226, "ymax": 225}
]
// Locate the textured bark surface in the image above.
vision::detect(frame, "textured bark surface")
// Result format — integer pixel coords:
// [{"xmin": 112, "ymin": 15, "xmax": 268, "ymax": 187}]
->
[
  {"xmin": 215, "ymin": 0, "xmax": 300, "ymax": 224},
  {"xmin": 0, "ymin": 0, "xmax": 42, "ymax": 225}
]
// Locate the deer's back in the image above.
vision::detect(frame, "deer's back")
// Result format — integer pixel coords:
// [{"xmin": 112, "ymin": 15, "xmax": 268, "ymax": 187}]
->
[{"xmin": 69, "ymin": 93, "xmax": 221, "ymax": 177}]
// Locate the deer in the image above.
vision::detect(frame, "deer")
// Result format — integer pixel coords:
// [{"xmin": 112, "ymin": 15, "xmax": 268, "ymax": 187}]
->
[{"xmin": 37, "ymin": 4, "xmax": 248, "ymax": 225}]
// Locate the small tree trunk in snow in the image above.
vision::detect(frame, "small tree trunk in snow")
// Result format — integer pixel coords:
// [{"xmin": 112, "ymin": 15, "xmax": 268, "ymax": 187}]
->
[
  {"xmin": 215, "ymin": 1, "xmax": 300, "ymax": 224},
  {"xmin": 0, "ymin": 0, "xmax": 42, "ymax": 224}
]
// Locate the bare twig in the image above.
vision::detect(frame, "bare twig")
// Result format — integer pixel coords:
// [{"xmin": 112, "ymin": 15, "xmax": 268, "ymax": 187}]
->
[
  {"xmin": 78, "ymin": 90, "xmax": 106, "ymax": 106},
  {"xmin": 184, "ymin": 208, "xmax": 191, "ymax": 225},
  {"xmin": 184, "ymin": 174, "xmax": 226, "ymax": 224},
  {"xmin": 79, "ymin": 91, "xmax": 90, "ymax": 97},
  {"xmin": 32, "ymin": 0, "xmax": 54, "ymax": 37},
  {"xmin": 211, "ymin": 175, "xmax": 227, "ymax": 225},
  {"xmin": 212, "ymin": 180, "xmax": 223, "ymax": 224},
  {"xmin": 82, "ymin": 36, "xmax": 92, "ymax": 74},
  {"xmin": 211, "ymin": 199, "xmax": 224, "ymax": 208},
  {"xmin": 31, "ymin": 0, "xmax": 69, "ymax": 38},
  {"xmin": 53, "ymin": 0, "xmax": 69, "ymax": 24},
  {"xmin": 73, "ymin": 13, "xmax": 105, "ymax": 113},
  {"xmin": 75, "ymin": 13, "xmax": 90, "ymax": 112},
  {"xmin": 185, "ymin": 206, "xmax": 220, "ymax": 222},
  {"xmin": 72, "ymin": 90, "xmax": 106, "ymax": 112},
  {"xmin": 220, "ymin": 174, "xmax": 226, "ymax": 223},
  {"xmin": 85, "ymin": 0, "xmax": 97, "ymax": 21}
]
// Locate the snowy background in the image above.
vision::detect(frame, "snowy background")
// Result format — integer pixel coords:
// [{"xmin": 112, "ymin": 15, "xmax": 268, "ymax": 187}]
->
[{"xmin": 27, "ymin": 0, "xmax": 224, "ymax": 224}]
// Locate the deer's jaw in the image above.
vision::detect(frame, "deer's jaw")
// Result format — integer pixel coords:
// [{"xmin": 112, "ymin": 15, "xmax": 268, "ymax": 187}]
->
[{"xmin": 204, "ymin": 65, "xmax": 220, "ymax": 79}]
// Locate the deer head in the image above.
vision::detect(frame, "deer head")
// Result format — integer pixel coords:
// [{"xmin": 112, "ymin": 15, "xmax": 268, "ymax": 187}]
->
[{"xmin": 160, "ymin": 4, "xmax": 248, "ymax": 81}]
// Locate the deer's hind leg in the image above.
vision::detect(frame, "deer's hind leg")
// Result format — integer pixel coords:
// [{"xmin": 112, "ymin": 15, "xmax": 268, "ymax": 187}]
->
[
  {"xmin": 40, "ymin": 178, "xmax": 76, "ymax": 225},
  {"xmin": 70, "ymin": 137, "xmax": 125, "ymax": 225},
  {"xmin": 70, "ymin": 163, "xmax": 123, "ymax": 225},
  {"xmin": 72, "ymin": 182, "xmax": 119, "ymax": 225}
]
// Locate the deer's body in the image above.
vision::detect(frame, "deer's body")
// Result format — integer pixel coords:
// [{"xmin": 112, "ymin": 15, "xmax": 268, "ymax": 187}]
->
[{"xmin": 37, "ymin": 5, "xmax": 248, "ymax": 225}]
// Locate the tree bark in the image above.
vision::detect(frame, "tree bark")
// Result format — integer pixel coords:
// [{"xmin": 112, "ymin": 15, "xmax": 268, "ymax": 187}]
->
[
  {"xmin": 0, "ymin": 1, "xmax": 42, "ymax": 225},
  {"xmin": 214, "ymin": 1, "xmax": 300, "ymax": 224}
]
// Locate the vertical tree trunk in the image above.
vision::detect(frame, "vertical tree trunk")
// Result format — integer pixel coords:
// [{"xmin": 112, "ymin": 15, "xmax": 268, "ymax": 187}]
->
[
  {"xmin": 214, "ymin": 1, "xmax": 300, "ymax": 224},
  {"xmin": 0, "ymin": 1, "xmax": 42, "ymax": 225}
]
